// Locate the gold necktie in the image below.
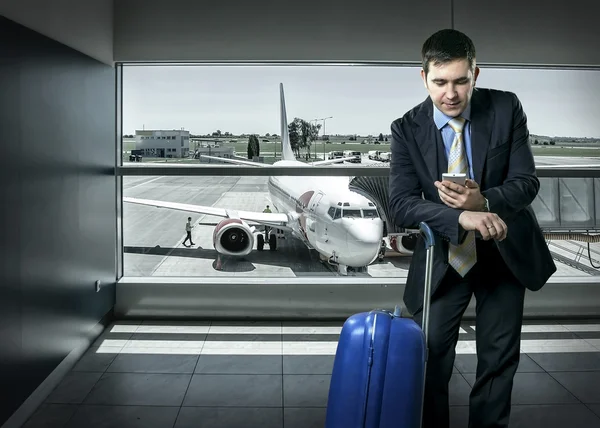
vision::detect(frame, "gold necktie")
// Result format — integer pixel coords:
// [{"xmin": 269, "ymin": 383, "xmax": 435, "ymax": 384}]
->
[{"xmin": 447, "ymin": 117, "xmax": 476, "ymax": 276}]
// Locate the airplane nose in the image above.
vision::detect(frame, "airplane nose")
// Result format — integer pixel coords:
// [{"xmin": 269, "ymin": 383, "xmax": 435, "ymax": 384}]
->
[
  {"xmin": 346, "ymin": 220, "xmax": 383, "ymax": 246},
  {"xmin": 342, "ymin": 220, "xmax": 383, "ymax": 266}
]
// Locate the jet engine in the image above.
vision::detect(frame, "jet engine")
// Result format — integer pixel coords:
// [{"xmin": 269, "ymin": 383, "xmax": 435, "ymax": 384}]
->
[
  {"xmin": 213, "ymin": 219, "xmax": 254, "ymax": 256},
  {"xmin": 389, "ymin": 232, "xmax": 418, "ymax": 255}
]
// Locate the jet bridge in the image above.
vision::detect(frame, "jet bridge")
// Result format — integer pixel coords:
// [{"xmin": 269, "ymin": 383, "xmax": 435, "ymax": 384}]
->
[
  {"xmin": 349, "ymin": 173, "xmax": 600, "ymax": 259},
  {"xmin": 348, "ymin": 167, "xmax": 418, "ymax": 254}
]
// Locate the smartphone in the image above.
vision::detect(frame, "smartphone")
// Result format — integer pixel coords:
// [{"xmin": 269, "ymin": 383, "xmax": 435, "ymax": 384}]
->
[{"xmin": 442, "ymin": 172, "xmax": 467, "ymax": 186}]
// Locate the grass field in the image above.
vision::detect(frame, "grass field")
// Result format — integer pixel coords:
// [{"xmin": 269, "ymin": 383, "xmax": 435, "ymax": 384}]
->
[
  {"xmin": 530, "ymin": 147, "xmax": 600, "ymax": 157},
  {"xmin": 123, "ymin": 138, "xmax": 600, "ymax": 160}
]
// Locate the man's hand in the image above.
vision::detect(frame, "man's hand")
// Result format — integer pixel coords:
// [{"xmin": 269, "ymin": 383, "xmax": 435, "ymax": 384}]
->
[
  {"xmin": 435, "ymin": 179, "xmax": 486, "ymax": 211},
  {"xmin": 458, "ymin": 211, "xmax": 507, "ymax": 241}
]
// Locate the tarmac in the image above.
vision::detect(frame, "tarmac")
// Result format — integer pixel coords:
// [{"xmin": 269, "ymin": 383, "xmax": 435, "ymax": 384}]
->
[{"xmin": 122, "ymin": 155, "xmax": 600, "ymax": 279}]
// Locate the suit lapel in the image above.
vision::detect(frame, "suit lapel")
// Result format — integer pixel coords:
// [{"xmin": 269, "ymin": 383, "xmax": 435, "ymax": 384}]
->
[
  {"xmin": 414, "ymin": 98, "xmax": 444, "ymax": 182},
  {"xmin": 470, "ymin": 89, "xmax": 494, "ymax": 185}
]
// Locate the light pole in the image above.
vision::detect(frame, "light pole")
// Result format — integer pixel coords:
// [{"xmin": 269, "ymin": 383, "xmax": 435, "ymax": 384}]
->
[{"xmin": 312, "ymin": 116, "xmax": 333, "ymax": 159}]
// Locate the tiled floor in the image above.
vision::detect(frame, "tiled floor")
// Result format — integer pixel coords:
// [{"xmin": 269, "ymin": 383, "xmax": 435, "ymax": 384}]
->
[{"xmin": 21, "ymin": 319, "xmax": 600, "ymax": 428}]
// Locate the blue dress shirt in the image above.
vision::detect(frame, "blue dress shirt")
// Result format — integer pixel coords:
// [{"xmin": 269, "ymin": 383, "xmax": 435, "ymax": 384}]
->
[{"xmin": 433, "ymin": 103, "xmax": 474, "ymax": 180}]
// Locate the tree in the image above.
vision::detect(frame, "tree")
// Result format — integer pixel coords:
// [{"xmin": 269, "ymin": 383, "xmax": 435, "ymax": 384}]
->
[
  {"xmin": 378, "ymin": 133, "xmax": 384, "ymax": 141},
  {"xmin": 247, "ymin": 135, "xmax": 260, "ymax": 159},
  {"xmin": 288, "ymin": 121, "xmax": 300, "ymax": 156},
  {"xmin": 288, "ymin": 118, "xmax": 320, "ymax": 158}
]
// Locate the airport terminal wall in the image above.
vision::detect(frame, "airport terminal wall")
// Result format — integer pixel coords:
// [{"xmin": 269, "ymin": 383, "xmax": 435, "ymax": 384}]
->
[
  {"xmin": 0, "ymin": 16, "xmax": 116, "ymax": 426},
  {"xmin": 113, "ymin": 0, "xmax": 600, "ymax": 67},
  {"xmin": 0, "ymin": 0, "xmax": 113, "ymax": 66}
]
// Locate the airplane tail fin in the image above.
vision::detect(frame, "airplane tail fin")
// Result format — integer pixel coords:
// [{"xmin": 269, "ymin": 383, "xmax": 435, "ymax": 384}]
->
[{"xmin": 279, "ymin": 83, "xmax": 296, "ymax": 161}]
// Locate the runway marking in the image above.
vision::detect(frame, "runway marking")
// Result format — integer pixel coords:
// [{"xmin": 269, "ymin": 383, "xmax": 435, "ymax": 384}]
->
[{"xmin": 124, "ymin": 176, "xmax": 163, "ymax": 191}]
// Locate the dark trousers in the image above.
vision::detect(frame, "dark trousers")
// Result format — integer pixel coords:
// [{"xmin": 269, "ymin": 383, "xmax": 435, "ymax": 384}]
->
[
  {"xmin": 413, "ymin": 240, "xmax": 526, "ymax": 428},
  {"xmin": 183, "ymin": 231, "xmax": 193, "ymax": 245}
]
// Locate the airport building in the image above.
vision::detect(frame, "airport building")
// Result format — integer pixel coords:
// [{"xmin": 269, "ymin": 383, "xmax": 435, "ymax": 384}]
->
[
  {"xmin": 135, "ymin": 129, "xmax": 190, "ymax": 158},
  {"xmin": 1, "ymin": 3, "xmax": 599, "ymax": 428}
]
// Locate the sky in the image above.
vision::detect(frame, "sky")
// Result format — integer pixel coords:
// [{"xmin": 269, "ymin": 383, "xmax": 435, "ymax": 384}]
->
[{"xmin": 122, "ymin": 65, "xmax": 600, "ymax": 138}]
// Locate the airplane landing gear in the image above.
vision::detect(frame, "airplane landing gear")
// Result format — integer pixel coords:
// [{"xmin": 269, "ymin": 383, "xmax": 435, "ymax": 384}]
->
[
  {"xmin": 268, "ymin": 232, "xmax": 277, "ymax": 250},
  {"xmin": 257, "ymin": 234, "xmax": 264, "ymax": 251},
  {"xmin": 257, "ymin": 228, "xmax": 277, "ymax": 251},
  {"xmin": 326, "ymin": 262, "xmax": 368, "ymax": 276},
  {"xmin": 377, "ymin": 239, "xmax": 387, "ymax": 262},
  {"xmin": 327, "ymin": 252, "xmax": 349, "ymax": 275}
]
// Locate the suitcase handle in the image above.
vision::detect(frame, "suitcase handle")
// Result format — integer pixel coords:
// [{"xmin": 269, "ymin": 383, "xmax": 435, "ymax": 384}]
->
[
  {"xmin": 419, "ymin": 221, "xmax": 435, "ymax": 250},
  {"xmin": 418, "ymin": 222, "xmax": 434, "ymax": 428},
  {"xmin": 418, "ymin": 221, "xmax": 434, "ymax": 349}
]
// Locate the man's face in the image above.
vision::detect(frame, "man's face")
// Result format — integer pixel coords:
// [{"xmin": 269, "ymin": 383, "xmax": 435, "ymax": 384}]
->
[{"xmin": 421, "ymin": 58, "xmax": 479, "ymax": 117}]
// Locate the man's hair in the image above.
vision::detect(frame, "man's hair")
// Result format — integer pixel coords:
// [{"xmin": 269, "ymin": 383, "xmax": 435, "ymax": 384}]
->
[{"xmin": 421, "ymin": 29, "xmax": 476, "ymax": 75}]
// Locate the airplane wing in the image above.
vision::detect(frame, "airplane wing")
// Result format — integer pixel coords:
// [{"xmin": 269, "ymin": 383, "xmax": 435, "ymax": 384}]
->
[
  {"xmin": 311, "ymin": 156, "xmax": 360, "ymax": 166},
  {"xmin": 203, "ymin": 154, "xmax": 364, "ymax": 168},
  {"xmin": 123, "ymin": 196, "xmax": 290, "ymax": 226},
  {"xmin": 200, "ymin": 155, "xmax": 271, "ymax": 167}
]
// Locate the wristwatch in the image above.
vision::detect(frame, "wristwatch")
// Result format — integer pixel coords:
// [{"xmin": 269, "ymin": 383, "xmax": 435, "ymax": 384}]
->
[{"xmin": 482, "ymin": 197, "xmax": 490, "ymax": 212}]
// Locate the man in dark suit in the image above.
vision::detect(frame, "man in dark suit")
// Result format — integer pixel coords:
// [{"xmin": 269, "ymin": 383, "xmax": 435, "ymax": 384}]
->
[{"xmin": 388, "ymin": 29, "xmax": 556, "ymax": 428}]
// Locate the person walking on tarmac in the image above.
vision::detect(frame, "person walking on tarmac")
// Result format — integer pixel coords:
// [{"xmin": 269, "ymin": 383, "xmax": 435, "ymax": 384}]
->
[
  {"xmin": 183, "ymin": 216, "xmax": 195, "ymax": 247},
  {"xmin": 263, "ymin": 205, "xmax": 272, "ymax": 237}
]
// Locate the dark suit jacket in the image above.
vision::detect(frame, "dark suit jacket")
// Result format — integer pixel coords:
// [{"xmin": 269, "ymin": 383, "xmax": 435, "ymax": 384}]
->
[{"xmin": 388, "ymin": 88, "xmax": 557, "ymax": 315}]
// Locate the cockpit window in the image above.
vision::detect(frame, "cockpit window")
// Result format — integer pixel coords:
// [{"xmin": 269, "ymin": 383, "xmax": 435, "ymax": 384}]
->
[
  {"xmin": 328, "ymin": 206, "xmax": 341, "ymax": 219},
  {"xmin": 363, "ymin": 209, "xmax": 379, "ymax": 218},
  {"xmin": 342, "ymin": 209, "xmax": 362, "ymax": 218},
  {"xmin": 330, "ymin": 207, "xmax": 379, "ymax": 219}
]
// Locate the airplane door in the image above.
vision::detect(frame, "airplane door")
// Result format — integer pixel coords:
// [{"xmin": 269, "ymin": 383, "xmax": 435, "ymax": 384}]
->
[
  {"xmin": 305, "ymin": 193, "xmax": 323, "ymax": 239},
  {"xmin": 307, "ymin": 193, "xmax": 330, "ymax": 252},
  {"xmin": 309, "ymin": 193, "xmax": 323, "ymax": 214}
]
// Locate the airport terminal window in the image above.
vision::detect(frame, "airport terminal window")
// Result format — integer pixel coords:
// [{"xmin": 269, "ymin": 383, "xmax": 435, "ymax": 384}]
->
[{"xmin": 120, "ymin": 64, "xmax": 600, "ymax": 280}]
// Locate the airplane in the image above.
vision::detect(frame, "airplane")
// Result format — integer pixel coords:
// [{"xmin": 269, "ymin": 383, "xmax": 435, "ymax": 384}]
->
[{"xmin": 123, "ymin": 83, "xmax": 385, "ymax": 275}]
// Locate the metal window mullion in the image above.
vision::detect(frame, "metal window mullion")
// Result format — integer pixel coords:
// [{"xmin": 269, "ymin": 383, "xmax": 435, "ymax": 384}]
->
[{"xmin": 117, "ymin": 166, "xmax": 600, "ymax": 178}]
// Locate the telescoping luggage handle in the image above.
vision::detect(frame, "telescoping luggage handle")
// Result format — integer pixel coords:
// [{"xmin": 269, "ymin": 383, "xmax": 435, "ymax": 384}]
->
[
  {"xmin": 418, "ymin": 221, "xmax": 435, "ymax": 428},
  {"xmin": 418, "ymin": 221, "xmax": 435, "ymax": 350}
]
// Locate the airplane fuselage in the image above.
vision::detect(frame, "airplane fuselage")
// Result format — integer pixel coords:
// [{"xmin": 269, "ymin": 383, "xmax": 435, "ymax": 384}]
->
[{"xmin": 267, "ymin": 160, "xmax": 384, "ymax": 268}]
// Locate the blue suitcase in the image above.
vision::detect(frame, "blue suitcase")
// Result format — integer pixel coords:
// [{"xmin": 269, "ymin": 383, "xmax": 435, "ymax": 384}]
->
[{"xmin": 325, "ymin": 221, "xmax": 435, "ymax": 428}]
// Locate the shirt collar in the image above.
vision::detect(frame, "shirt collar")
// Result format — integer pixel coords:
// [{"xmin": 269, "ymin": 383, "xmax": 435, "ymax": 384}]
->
[{"xmin": 433, "ymin": 101, "xmax": 471, "ymax": 130}]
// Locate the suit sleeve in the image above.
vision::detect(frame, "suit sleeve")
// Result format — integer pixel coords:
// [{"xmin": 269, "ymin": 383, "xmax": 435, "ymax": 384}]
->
[
  {"xmin": 481, "ymin": 93, "xmax": 540, "ymax": 220},
  {"xmin": 388, "ymin": 119, "xmax": 465, "ymax": 245}
]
